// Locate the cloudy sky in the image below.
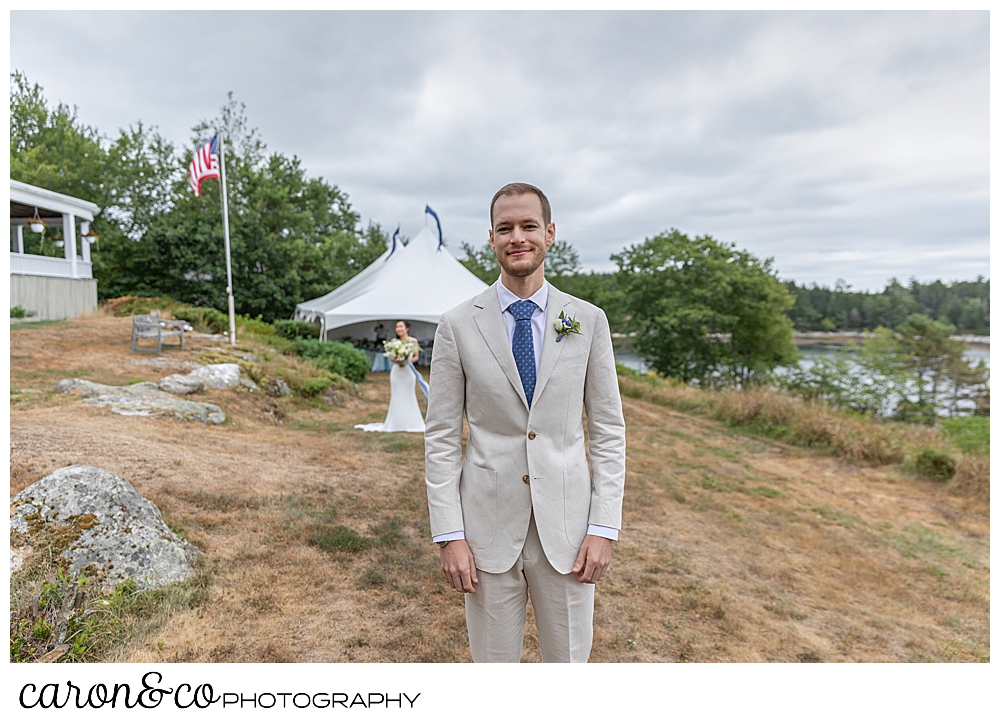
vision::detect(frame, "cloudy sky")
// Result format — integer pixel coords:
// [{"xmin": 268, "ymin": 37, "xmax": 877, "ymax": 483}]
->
[{"xmin": 11, "ymin": 10, "xmax": 989, "ymax": 290}]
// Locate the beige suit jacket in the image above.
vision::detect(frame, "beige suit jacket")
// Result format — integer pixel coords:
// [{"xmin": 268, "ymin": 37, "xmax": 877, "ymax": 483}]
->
[{"xmin": 424, "ymin": 282, "xmax": 626, "ymax": 575}]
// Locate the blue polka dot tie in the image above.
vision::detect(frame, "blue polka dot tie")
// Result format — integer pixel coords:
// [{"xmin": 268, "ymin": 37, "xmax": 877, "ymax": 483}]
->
[{"xmin": 509, "ymin": 300, "xmax": 537, "ymax": 407}]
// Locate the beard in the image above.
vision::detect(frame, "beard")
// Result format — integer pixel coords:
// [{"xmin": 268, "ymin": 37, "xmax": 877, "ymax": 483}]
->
[{"xmin": 497, "ymin": 246, "xmax": 546, "ymax": 278}]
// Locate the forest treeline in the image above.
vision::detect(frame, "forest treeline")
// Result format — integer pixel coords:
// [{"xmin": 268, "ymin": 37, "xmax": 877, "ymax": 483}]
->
[
  {"xmin": 785, "ymin": 278, "xmax": 989, "ymax": 335},
  {"xmin": 460, "ymin": 252, "xmax": 990, "ymax": 337}
]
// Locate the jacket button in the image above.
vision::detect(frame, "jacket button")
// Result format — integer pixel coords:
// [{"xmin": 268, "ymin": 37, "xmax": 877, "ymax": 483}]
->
[
  {"xmin": 522, "ymin": 475, "xmax": 530, "ymax": 484},
  {"xmin": 528, "ymin": 431, "xmax": 536, "ymax": 440}
]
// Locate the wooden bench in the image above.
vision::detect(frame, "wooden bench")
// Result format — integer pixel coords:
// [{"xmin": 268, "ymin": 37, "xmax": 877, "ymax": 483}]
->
[{"xmin": 131, "ymin": 312, "xmax": 186, "ymax": 354}]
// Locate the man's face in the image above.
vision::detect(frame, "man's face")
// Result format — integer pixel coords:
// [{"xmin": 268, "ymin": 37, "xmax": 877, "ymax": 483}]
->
[{"xmin": 489, "ymin": 193, "xmax": 556, "ymax": 278}]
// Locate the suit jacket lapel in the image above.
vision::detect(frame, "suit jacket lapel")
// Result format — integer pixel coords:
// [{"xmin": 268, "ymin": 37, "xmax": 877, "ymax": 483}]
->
[
  {"xmin": 533, "ymin": 284, "xmax": 570, "ymax": 405},
  {"xmin": 472, "ymin": 284, "xmax": 529, "ymax": 410}
]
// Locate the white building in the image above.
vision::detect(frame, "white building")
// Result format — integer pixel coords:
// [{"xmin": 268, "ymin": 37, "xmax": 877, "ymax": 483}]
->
[{"xmin": 10, "ymin": 180, "xmax": 100, "ymax": 320}]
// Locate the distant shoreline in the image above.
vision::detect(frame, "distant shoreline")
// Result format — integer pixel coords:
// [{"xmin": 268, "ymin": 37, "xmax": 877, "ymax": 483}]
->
[
  {"xmin": 794, "ymin": 331, "xmax": 989, "ymax": 349},
  {"xmin": 613, "ymin": 331, "xmax": 990, "ymax": 350}
]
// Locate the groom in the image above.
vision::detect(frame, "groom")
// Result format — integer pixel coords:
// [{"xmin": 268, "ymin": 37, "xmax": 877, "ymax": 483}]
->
[{"xmin": 424, "ymin": 183, "xmax": 626, "ymax": 663}]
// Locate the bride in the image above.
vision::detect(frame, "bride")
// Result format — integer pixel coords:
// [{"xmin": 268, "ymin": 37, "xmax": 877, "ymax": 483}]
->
[{"xmin": 355, "ymin": 320, "xmax": 426, "ymax": 433}]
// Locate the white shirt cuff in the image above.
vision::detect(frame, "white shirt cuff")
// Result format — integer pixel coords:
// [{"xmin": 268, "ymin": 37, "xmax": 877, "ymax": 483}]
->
[
  {"xmin": 434, "ymin": 527, "xmax": 618, "ymax": 542},
  {"xmin": 587, "ymin": 524, "xmax": 619, "ymax": 541},
  {"xmin": 432, "ymin": 530, "xmax": 466, "ymax": 543}
]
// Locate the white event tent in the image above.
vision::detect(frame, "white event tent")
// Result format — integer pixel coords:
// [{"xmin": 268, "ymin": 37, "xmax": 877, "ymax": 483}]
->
[{"xmin": 293, "ymin": 211, "xmax": 489, "ymax": 347}]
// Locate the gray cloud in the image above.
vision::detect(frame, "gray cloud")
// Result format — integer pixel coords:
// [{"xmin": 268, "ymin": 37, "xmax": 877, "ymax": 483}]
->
[{"xmin": 11, "ymin": 10, "xmax": 988, "ymax": 290}]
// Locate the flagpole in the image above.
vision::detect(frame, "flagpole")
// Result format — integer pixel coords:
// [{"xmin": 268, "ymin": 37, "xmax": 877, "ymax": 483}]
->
[{"xmin": 218, "ymin": 131, "xmax": 237, "ymax": 346}]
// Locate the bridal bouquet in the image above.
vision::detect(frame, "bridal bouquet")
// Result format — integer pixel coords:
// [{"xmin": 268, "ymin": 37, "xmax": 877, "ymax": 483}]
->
[{"xmin": 383, "ymin": 338, "xmax": 420, "ymax": 363}]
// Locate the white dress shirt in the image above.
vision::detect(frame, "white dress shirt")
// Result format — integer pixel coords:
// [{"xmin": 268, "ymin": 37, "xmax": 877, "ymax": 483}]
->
[{"xmin": 432, "ymin": 277, "xmax": 619, "ymax": 545}]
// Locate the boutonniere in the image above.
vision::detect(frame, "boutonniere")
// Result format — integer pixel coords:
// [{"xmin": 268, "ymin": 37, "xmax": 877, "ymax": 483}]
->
[{"xmin": 554, "ymin": 311, "xmax": 581, "ymax": 342}]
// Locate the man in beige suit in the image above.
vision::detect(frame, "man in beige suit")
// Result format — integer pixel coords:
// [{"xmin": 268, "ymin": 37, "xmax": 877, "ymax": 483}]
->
[{"xmin": 424, "ymin": 183, "xmax": 626, "ymax": 663}]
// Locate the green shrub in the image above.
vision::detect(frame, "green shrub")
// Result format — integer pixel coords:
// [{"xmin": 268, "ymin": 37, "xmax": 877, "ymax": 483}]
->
[
  {"xmin": 173, "ymin": 306, "xmax": 229, "ymax": 334},
  {"xmin": 292, "ymin": 339, "xmax": 370, "ymax": 383},
  {"xmin": 237, "ymin": 314, "xmax": 275, "ymax": 337},
  {"xmin": 295, "ymin": 375, "xmax": 337, "ymax": 398},
  {"xmin": 274, "ymin": 320, "xmax": 321, "ymax": 340},
  {"xmin": 912, "ymin": 447, "xmax": 959, "ymax": 482},
  {"xmin": 940, "ymin": 416, "xmax": 989, "ymax": 455},
  {"xmin": 10, "ymin": 306, "xmax": 31, "ymax": 318}
]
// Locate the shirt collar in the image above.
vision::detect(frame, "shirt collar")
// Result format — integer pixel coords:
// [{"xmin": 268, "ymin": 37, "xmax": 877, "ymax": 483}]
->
[{"xmin": 497, "ymin": 277, "xmax": 549, "ymax": 314}]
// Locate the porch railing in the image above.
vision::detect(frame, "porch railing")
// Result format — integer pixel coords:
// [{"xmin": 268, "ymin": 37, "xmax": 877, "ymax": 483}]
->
[{"xmin": 9, "ymin": 253, "xmax": 93, "ymax": 279}]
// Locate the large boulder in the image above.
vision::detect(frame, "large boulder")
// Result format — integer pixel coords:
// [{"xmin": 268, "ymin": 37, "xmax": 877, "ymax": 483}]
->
[
  {"xmin": 54, "ymin": 379, "xmax": 225, "ymax": 424},
  {"xmin": 10, "ymin": 466, "xmax": 201, "ymax": 590},
  {"xmin": 187, "ymin": 363, "xmax": 242, "ymax": 388},
  {"xmin": 159, "ymin": 374, "xmax": 206, "ymax": 395},
  {"xmin": 157, "ymin": 364, "xmax": 255, "ymax": 395}
]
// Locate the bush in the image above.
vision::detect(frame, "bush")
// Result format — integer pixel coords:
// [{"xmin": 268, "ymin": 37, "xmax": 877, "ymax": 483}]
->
[
  {"xmin": 617, "ymin": 370, "xmax": 949, "ymax": 468},
  {"xmin": 238, "ymin": 314, "xmax": 275, "ymax": 337},
  {"xmin": 940, "ymin": 416, "xmax": 990, "ymax": 455},
  {"xmin": 274, "ymin": 320, "xmax": 321, "ymax": 340},
  {"xmin": 173, "ymin": 306, "xmax": 229, "ymax": 334},
  {"xmin": 10, "ymin": 306, "xmax": 31, "ymax": 318},
  {"xmin": 911, "ymin": 447, "xmax": 959, "ymax": 482},
  {"xmin": 292, "ymin": 339, "xmax": 369, "ymax": 384},
  {"xmin": 295, "ymin": 376, "xmax": 337, "ymax": 398},
  {"xmin": 103, "ymin": 296, "xmax": 177, "ymax": 318}
]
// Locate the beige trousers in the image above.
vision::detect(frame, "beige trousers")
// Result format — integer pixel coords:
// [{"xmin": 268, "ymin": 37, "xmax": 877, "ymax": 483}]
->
[{"xmin": 465, "ymin": 514, "xmax": 595, "ymax": 663}]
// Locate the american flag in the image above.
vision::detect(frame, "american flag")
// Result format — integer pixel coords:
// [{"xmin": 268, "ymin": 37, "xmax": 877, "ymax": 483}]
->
[{"xmin": 188, "ymin": 135, "xmax": 220, "ymax": 196}]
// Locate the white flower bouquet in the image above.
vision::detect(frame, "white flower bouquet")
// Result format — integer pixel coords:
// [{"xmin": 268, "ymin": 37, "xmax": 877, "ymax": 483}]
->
[{"xmin": 383, "ymin": 338, "xmax": 420, "ymax": 363}]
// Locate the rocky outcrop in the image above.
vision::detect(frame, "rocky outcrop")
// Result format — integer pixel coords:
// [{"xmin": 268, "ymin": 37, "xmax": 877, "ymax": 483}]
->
[
  {"xmin": 157, "ymin": 363, "xmax": 245, "ymax": 395},
  {"xmin": 187, "ymin": 363, "xmax": 242, "ymax": 389},
  {"xmin": 54, "ymin": 379, "xmax": 225, "ymax": 424},
  {"xmin": 159, "ymin": 374, "xmax": 206, "ymax": 395},
  {"xmin": 266, "ymin": 378, "xmax": 292, "ymax": 396},
  {"xmin": 11, "ymin": 466, "xmax": 202, "ymax": 590}
]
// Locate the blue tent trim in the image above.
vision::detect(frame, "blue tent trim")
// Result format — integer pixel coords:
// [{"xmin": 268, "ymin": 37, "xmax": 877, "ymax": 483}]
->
[
  {"xmin": 387, "ymin": 223, "xmax": 401, "ymax": 260},
  {"xmin": 425, "ymin": 205, "xmax": 443, "ymax": 249}
]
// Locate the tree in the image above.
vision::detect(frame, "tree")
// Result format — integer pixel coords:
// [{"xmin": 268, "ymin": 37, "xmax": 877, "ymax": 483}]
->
[
  {"xmin": 545, "ymin": 239, "xmax": 582, "ymax": 277},
  {"xmin": 136, "ymin": 96, "xmax": 385, "ymax": 321},
  {"xmin": 458, "ymin": 241, "xmax": 501, "ymax": 284},
  {"xmin": 894, "ymin": 314, "xmax": 962, "ymax": 422},
  {"xmin": 11, "ymin": 70, "xmax": 179, "ymax": 285},
  {"xmin": 783, "ymin": 276, "xmax": 989, "ymax": 334},
  {"xmin": 612, "ymin": 229, "xmax": 798, "ymax": 387},
  {"xmin": 943, "ymin": 355, "xmax": 990, "ymax": 417},
  {"xmin": 11, "ymin": 77, "xmax": 388, "ymax": 321},
  {"xmin": 783, "ymin": 328, "xmax": 909, "ymax": 418}
]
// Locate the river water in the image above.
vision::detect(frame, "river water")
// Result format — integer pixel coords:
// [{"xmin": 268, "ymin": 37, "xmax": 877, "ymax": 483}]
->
[
  {"xmin": 613, "ymin": 341, "xmax": 989, "ymax": 416},
  {"xmin": 793, "ymin": 344, "xmax": 990, "ymax": 372},
  {"xmin": 614, "ymin": 342, "xmax": 990, "ymax": 375}
]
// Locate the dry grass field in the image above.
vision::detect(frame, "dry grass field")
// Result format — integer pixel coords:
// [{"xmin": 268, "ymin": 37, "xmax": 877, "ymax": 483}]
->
[{"xmin": 10, "ymin": 315, "xmax": 990, "ymax": 662}]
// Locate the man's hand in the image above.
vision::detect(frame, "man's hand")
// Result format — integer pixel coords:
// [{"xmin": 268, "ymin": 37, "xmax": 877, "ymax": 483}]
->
[
  {"xmin": 572, "ymin": 535, "xmax": 613, "ymax": 584},
  {"xmin": 440, "ymin": 539, "xmax": 478, "ymax": 593}
]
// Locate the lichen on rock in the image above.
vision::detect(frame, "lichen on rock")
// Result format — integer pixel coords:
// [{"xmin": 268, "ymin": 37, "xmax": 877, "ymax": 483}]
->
[
  {"xmin": 55, "ymin": 378, "xmax": 225, "ymax": 424},
  {"xmin": 10, "ymin": 466, "xmax": 202, "ymax": 590}
]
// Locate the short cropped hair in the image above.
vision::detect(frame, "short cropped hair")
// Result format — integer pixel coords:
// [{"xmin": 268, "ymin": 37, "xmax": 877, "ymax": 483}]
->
[{"xmin": 490, "ymin": 183, "xmax": 552, "ymax": 228}]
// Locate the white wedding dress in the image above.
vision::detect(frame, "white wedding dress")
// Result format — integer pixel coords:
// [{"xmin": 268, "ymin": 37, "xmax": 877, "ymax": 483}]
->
[{"xmin": 355, "ymin": 361, "xmax": 426, "ymax": 433}]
